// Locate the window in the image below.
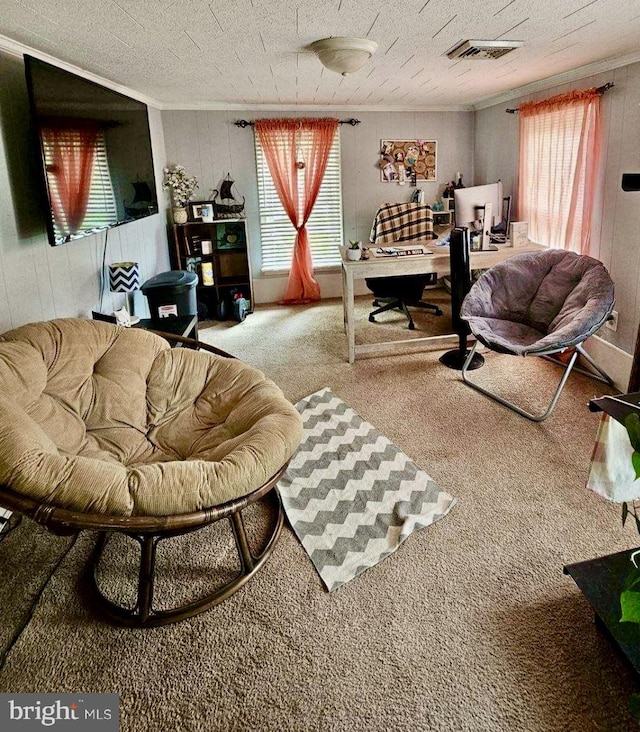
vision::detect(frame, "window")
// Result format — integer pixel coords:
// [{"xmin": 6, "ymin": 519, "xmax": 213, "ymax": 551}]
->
[
  {"xmin": 43, "ymin": 128, "xmax": 117, "ymax": 240},
  {"xmin": 518, "ymin": 89, "xmax": 601, "ymax": 255},
  {"xmin": 255, "ymin": 131, "xmax": 343, "ymax": 273}
]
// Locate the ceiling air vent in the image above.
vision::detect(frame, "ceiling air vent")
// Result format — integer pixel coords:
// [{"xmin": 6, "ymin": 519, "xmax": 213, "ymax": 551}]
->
[{"xmin": 446, "ymin": 39, "xmax": 523, "ymax": 60}]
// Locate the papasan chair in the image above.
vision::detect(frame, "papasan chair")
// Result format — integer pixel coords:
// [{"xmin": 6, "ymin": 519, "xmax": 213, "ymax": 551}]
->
[
  {"xmin": 459, "ymin": 249, "xmax": 615, "ymax": 422},
  {"xmin": 0, "ymin": 319, "xmax": 302, "ymax": 626}
]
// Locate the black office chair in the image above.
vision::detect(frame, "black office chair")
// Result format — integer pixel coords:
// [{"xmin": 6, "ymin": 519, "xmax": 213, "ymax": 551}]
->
[
  {"xmin": 366, "ymin": 274, "xmax": 443, "ymax": 330},
  {"xmin": 366, "ymin": 202, "xmax": 444, "ymax": 330}
]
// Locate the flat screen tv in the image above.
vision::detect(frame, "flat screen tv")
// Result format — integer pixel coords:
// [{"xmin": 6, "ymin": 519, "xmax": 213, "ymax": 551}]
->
[{"xmin": 24, "ymin": 55, "xmax": 159, "ymax": 246}]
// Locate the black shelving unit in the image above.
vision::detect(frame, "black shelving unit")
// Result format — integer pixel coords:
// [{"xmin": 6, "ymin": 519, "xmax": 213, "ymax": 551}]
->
[{"xmin": 171, "ymin": 219, "xmax": 253, "ymax": 321}]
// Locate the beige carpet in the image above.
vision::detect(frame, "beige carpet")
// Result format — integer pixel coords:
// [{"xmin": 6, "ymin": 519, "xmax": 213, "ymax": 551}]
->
[{"xmin": 1, "ymin": 295, "xmax": 638, "ymax": 731}]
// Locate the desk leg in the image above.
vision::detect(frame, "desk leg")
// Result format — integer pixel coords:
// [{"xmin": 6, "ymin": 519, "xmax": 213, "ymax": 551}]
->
[
  {"xmin": 341, "ymin": 264, "xmax": 348, "ymax": 333},
  {"xmin": 344, "ymin": 269, "xmax": 356, "ymax": 364}
]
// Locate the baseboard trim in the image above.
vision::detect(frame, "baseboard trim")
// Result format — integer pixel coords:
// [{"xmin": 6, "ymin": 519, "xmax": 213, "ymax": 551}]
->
[{"xmin": 581, "ymin": 334, "xmax": 632, "ymax": 392}]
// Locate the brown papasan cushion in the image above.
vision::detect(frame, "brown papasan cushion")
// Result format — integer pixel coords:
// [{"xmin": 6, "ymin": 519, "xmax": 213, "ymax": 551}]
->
[{"xmin": 0, "ymin": 319, "xmax": 302, "ymax": 517}]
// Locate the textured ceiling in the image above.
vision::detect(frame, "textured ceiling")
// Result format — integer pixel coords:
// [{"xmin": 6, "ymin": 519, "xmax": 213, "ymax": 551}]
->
[{"xmin": 1, "ymin": 0, "xmax": 640, "ymax": 110}]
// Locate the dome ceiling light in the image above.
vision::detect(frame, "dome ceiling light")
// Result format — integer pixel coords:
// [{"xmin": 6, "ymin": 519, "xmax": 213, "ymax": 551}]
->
[{"xmin": 309, "ymin": 37, "xmax": 378, "ymax": 76}]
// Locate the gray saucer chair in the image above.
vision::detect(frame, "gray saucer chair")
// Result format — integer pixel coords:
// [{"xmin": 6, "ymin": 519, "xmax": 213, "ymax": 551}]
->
[{"xmin": 459, "ymin": 249, "xmax": 615, "ymax": 422}]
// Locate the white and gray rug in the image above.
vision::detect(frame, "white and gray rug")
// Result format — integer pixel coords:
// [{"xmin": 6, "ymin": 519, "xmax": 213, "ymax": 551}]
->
[
  {"xmin": 0, "ymin": 509, "xmax": 10, "ymax": 536},
  {"xmin": 278, "ymin": 387, "xmax": 457, "ymax": 591}
]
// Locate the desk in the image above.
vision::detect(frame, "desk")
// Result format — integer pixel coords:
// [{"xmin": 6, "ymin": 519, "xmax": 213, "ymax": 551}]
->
[{"xmin": 340, "ymin": 243, "xmax": 543, "ymax": 364}]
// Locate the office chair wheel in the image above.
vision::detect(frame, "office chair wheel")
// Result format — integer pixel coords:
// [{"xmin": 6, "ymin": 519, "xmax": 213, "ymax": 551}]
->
[
  {"xmin": 408, "ymin": 322, "xmax": 415, "ymax": 330},
  {"xmin": 369, "ymin": 314, "xmax": 376, "ymax": 323},
  {"xmin": 434, "ymin": 307, "xmax": 443, "ymax": 316}
]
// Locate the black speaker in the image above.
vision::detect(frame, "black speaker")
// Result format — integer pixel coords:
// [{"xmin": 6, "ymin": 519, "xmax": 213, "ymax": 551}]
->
[{"xmin": 439, "ymin": 227, "xmax": 484, "ymax": 370}]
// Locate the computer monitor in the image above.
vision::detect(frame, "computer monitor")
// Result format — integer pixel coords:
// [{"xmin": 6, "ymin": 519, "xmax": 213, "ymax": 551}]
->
[
  {"xmin": 454, "ymin": 181, "xmax": 504, "ymax": 227},
  {"xmin": 454, "ymin": 181, "xmax": 504, "ymax": 250}
]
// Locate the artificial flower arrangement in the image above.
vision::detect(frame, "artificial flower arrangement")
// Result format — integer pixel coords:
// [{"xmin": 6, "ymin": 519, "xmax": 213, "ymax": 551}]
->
[{"xmin": 162, "ymin": 164, "xmax": 198, "ymax": 208}]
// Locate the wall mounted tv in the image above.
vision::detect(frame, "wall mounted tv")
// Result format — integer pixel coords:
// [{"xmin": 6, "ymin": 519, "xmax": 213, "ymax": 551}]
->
[{"xmin": 24, "ymin": 55, "xmax": 159, "ymax": 246}]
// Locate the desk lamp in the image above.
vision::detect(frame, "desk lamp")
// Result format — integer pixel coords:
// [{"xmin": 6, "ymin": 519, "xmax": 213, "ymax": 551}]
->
[{"xmin": 109, "ymin": 261, "xmax": 141, "ymax": 325}]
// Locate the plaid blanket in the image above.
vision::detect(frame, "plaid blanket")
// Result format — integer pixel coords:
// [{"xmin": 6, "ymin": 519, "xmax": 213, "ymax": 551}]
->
[{"xmin": 369, "ymin": 202, "xmax": 434, "ymax": 245}]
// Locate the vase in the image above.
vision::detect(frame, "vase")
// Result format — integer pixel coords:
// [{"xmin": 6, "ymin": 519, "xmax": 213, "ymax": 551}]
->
[
  {"xmin": 346, "ymin": 248, "xmax": 361, "ymax": 261},
  {"xmin": 173, "ymin": 207, "xmax": 188, "ymax": 225}
]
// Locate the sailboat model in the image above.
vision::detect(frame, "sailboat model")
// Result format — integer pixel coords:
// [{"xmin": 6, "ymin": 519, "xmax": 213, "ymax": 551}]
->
[{"xmin": 212, "ymin": 173, "xmax": 245, "ymax": 218}]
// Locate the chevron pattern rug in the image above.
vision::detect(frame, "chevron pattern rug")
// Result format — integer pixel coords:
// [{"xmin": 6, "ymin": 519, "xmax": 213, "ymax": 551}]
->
[{"xmin": 278, "ymin": 388, "xmax": 457, "ymax": 591}]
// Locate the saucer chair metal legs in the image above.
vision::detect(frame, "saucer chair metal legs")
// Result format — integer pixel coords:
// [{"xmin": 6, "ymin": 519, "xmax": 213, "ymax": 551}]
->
[
  {"xmin": 88, "ymin": 469, "xmax": 286, "ymax": 628},
  {"xmin": 461, "ymin": 341, "xmax": 613, "ymax": 422}
]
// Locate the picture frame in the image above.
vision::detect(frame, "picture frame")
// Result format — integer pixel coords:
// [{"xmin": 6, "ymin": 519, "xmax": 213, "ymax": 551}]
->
[
  {"xmin": 217, "ymin": 222, "xmax": 246, "ymax": 249},
  {"xmin": 509, "ymin": 221, "xmax": 529, "ymax": 248},
  {"xmin": 189, "ymin": 201, "xmax": 216, "ymax": 222},
  {"xmin": 185, "ymin": 256, "xmax": 201, "ymax": 274}
]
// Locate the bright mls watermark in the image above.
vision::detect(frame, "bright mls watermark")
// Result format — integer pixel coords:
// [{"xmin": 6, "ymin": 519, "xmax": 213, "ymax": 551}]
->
[{"xmin": 1, "ymin": 694, "xmax": 118, "ymax": 730}]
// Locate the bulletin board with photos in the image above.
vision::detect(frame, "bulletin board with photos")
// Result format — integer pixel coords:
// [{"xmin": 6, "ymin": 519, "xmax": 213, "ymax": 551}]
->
[{"xmin": 379, "ymin": 139, "xmax": 437, "ymax": 183}]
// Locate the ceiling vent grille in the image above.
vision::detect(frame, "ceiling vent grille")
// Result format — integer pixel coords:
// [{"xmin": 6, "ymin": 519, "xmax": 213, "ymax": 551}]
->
[{"xmin": 446, "ymin": 39, "xmax": 523, "ymax": 60}]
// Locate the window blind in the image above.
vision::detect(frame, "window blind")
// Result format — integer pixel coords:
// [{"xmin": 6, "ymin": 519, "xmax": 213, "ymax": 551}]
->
[
  {"xmin": 255, "ymin": 131, "xmax": 343, "ymax": 273},
  {"xmin": 520, "ymin": 104, "xmax": 591, "ymax": 252}
]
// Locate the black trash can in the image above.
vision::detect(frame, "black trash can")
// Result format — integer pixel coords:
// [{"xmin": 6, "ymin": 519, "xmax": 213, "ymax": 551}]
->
[{"xmin": 141, "ymin": 270, "xmax": 198, "ymax": 319}]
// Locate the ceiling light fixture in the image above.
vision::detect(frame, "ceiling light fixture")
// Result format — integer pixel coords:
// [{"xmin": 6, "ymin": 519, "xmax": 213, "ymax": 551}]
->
[{"xmin": 309, "ymin": 37, "xmax": 378, "ymax": 76}]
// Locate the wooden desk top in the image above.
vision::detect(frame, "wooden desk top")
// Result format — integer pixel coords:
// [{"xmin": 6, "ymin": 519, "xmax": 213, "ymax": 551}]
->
[{"xmin": 339, "ymin": 242, "xmax": 544, "ymax": 277}]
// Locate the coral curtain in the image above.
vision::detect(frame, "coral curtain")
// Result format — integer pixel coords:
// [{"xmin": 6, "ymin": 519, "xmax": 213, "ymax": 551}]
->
[
  {"xmin": 518, "ymin": 88, "xmax": 602, "ymax": 255},
  {"xmin": 42, "ymin": 122, "xmax": 100, "ymax": 234},
  {"xmin": 255, "ymin": 118, "xmax": 339, "ymax": 304}
]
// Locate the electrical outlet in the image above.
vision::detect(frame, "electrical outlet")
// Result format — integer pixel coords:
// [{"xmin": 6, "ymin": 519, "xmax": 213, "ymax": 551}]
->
[{"xmin": 606, "ymin": 310, "xmax": 618, "ymax": 331}]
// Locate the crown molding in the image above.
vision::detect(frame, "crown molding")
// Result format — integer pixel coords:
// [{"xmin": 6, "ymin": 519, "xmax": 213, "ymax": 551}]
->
[
  {"xmin": 473, "ymin": 49, "xmax": 640, "ymax": 110},
  {"xmin": 0, "ymin": 33, "xmax": 162, "ymax": 109},
  {"xmin": 159, "ymin": 101, "xmax": 474, "ymax": 113}
]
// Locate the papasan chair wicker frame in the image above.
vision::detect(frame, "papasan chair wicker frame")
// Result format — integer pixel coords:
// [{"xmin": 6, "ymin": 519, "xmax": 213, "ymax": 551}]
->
[
  {"xmin": 0, "ymin": 462, "xmax": 286, "ymax": 628},
  {"xmin": 0, "ymin": 329, "xmax": 298, "ymax": 627},
  {"xmin": 459, "ymin": 249, "xmax": 615, "ymax": 422}
]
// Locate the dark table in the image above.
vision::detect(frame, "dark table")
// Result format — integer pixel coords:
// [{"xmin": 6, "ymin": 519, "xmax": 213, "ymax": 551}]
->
[
  {"xmin": 93, "ymin": 311, "xmax": 198, "ymax": 343},
  {"xmin": 564, "ymin": 549, "xmax": 640, "ymax": 678},
  {"xmin": 564, "ymin": 391, "xmax": 640, "ymax": 677},
  {"xmin": 135, "ymin": 314, "xmax": 198, "ymax": 342},
  {"xmin": 589, "ymin": 391, "xmax": 640, "ymax": 422}
]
